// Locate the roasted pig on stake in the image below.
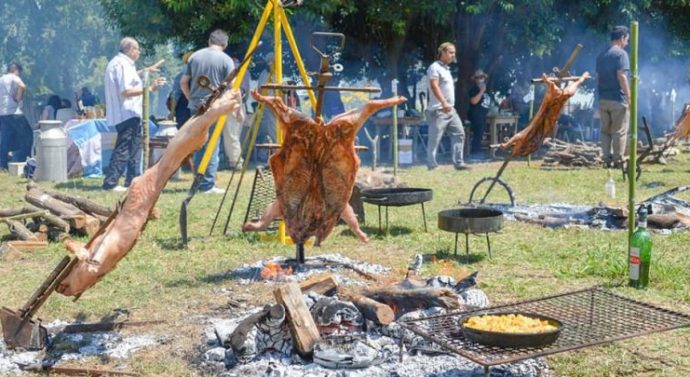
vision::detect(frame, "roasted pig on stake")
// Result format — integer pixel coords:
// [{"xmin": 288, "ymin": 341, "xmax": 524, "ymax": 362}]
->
[
  {"xmin": 251, "ymin": 90, "xmax": 406, "ymax": 246},
  {"xmin": 56, "ymin": 89, "xmax": 242, "ymax": 297},
  {"xmin": 500, "ymin": 72, "xmax": 590, "ymax": 157}
]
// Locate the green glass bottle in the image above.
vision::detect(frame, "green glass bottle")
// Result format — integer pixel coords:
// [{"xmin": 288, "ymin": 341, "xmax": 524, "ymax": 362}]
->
[{"xmin": 629, "ymin": 206, "xmax": 652, "ymax": 288}]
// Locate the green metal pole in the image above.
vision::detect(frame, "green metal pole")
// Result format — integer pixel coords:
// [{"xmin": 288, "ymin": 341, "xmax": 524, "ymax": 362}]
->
[
  {"xmin": 628, "ymin": 21, "xmax": 639, "ymax": 251},
  {"xmin": 527, "ymin": 84, "xmax": 535, "ymax": 167},
  {"xmin": 392, "ymin": 79, "xmax": 399, "ymax": 176}
]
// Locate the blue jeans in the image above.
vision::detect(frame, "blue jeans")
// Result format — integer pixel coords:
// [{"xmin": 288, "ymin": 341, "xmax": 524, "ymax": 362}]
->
[
  {"xmin": 193, "ymin": 125, "xmax": 221, "ymax": 191},
  {"xmin": 0, "ymin": 114, "xmax": 33, "ymax": 169}
]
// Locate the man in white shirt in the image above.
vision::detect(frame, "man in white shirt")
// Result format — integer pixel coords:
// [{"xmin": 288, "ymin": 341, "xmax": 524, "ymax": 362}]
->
[
  {"xmin": 0, "ymin": 63, "xmax": 30, "ymax": 169},
  {"xmin": 102, "ymin": 37, "xmax": 164, "ymax": 191},
  {"xmin": 426, "ymin": 42, "xmax": 467, "ymax": 170}
]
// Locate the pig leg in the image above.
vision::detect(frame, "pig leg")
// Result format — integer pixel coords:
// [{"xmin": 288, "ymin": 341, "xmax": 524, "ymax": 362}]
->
[
  {"xmin": 340, "ymin": 203, "xmax": 369, "ymax": 243},
  {"xmin": 242, "ymin": 201, "xmax": 282, "ymax": 232}
]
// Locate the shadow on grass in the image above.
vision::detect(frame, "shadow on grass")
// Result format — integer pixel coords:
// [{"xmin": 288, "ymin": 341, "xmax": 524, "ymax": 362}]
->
[
  {"xmin": 424, "ymin": 248, "xmax": 489, "ymax": 264},
  {"xmin": 360, "ymin": 225, "xmax": 413, "ymax": 238},
  {"xmin": 641, "ymin": 181, "xmax": 666, "ymax": 189}
]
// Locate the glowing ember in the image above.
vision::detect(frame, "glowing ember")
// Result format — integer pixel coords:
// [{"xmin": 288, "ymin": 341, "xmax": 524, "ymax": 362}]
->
[{"xmin": 260, "ymin": 262, "xmax": 293, "ymax": 280}]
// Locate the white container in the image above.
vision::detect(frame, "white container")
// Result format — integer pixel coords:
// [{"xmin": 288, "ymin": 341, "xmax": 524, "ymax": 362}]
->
[
  {"xmin": 152, "ymin": 120, "xmax": 180, "ymax": 179},
  {"xmin": 35, "ymin": 120, "xmax": 68, "ymax": 182},
  {"xmin": 8, "ymin": 162, "xmax": 25, "ymax": 176},
  {"xmin": 398, "ymin": 138, "xmax": 413, "ymax": 165}
]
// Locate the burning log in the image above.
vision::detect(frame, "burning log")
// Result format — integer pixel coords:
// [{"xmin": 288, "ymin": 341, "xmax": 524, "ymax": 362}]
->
[
  {"xmin": 541, "ymin": 138, "xmax": 603, "ymax": 168},
  {"xmin": 299, "ymin": 273, "xmax": 338, "ymax": 296},
  {"xmin": 337, "ymin": 288, "xmax": 394, "ymax": 326},
  {"xmin": 363, "ymin": 287, "xmax": 462, "ymax": 317},
  {"xmin": 500, "ymin": 73, "xmax": 590, "ymax": 157},
  {"xmin": 273, "ymin": 282, "xmax": 320, "ymax": 357}
]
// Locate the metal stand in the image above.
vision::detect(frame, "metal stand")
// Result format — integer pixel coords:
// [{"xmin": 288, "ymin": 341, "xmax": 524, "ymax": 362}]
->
[
  {"xmin": 375, "ymin": 203, "xmax": 428, "ymax": 235},
  {"xmin": 453, "ymin": 232, "xmax": 493, "ymax": 261},
  {"xmin": 296, "ymin": 243, "xmax": 305, "ymax": 264}
]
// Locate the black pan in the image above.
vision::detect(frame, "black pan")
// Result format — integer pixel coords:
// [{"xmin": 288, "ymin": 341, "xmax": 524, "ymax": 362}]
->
[
  {"xmin": 459, "ymin": 312, "xmax": 562, "ymax": 348},
  {"xmin": 360, "ymin": 188, "xmax": 433, "ymax": 207},
  {"xmin": 438, "ymin": 207, "xmax": 503, "ymax": 234}
]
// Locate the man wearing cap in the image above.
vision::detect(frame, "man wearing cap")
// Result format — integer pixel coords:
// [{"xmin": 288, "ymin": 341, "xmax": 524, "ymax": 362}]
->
[
  {"xmin": 426, "ymin": 42, "xmax": 467, "ymax": 170},
  {"xmin": 0, "ymin": 62, "xmax": 32, "ymax": 170},
  {"xmin": 596, "ymin": 25, "xmax": 631, "ymax": 168},
  {"xmin": 468, "ymin": 69, "xmax": 492, "ymax": 157}
]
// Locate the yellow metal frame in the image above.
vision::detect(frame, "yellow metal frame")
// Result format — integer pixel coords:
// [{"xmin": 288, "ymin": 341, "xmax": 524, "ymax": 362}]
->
[{"xmin": 197, "ymin": 0, "xmax": 317, "ymax": 243}]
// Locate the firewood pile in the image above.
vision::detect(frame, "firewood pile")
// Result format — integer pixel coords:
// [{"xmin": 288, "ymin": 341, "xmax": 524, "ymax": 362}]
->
[
  {"xmin": 221, "ymin": 264, "xmax": 476, "ymax": 362},
  {"xmin": 0, "ymin": 182, "xmax": 157, "ymax": 258},
  {"xmin": 541, "ymin": 138, "xmax": 603, "ymax": 168}
]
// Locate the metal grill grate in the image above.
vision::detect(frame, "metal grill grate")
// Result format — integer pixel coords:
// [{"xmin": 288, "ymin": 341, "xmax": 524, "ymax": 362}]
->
[
  {"xmin": 400, "ymin": 287, "xmax": 690, "ymax": 367},
  {"xmin": 244, "ymin": 165, "xmax": 279, "ymax": 231}
]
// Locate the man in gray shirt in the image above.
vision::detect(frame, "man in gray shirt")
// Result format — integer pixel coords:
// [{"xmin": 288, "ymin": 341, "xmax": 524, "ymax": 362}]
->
[
  {"xmin": 596, "ymin": 25, "xmax": 631, "ymax": 168},
  {"xmin": 181, "ymin": 29, "xmax": 235, "ymax": 194},
  {"xmin": 426, "ymin": 42, "xmax": 467, "ymax": 170}
]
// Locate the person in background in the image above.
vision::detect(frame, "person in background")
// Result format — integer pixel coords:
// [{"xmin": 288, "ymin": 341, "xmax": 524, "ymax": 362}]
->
[
  {"xmin": 79, "ymin": 87, "xmax": 98, "ymax": 107},
  {"xmin": 468, "ymin": 69, "xmax": 492, "ymax": 158},
  {"xmin": 221, "ymin": 55, "xmax": 249, "ymax": 171},
  {"xmin": 102, "ymin": 37, "xmax": 165, "ymax": 192},
  {"xmin": 180, "ymin": 29, "xmax": 235, "ymax": 194},
  {"xmin": 169, "ymin": 51, "xmax": 193, "ymax": 129},
  {"xmin": 596, "ymin": 25, "xmax": 631, "ymax": 168},
  {"xmin": 256, "ymin": 53, "xmax": 276, "ymax": 144},
  {"xmin": 426, "ymin": 42, "xmax": 467, "ymax": 170},
  {"xmin": 41, "ymin": 95, "xmax": 62, "ymax": 120},
  {"xmin": 0, "ymin": 62, "xmax": 32, "ymax": 169}
]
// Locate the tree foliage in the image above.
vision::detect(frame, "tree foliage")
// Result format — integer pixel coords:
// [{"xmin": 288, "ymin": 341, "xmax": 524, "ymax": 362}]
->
[
  {"xmin": 0, "ymin": 0, "xmax": 119, "ymax": 103},
  {"xmin": 98, "ymin": 0, "xmax": 690, "ymax": 113}
]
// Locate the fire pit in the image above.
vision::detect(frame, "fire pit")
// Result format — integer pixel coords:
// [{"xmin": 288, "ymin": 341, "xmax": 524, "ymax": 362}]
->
[
  {"xmin": 438, "ymin": 207, "xmax": 504, "ymax": 258},
  {"xmin": 361, "ymin": 188, "xmax": 433, "ymax": 234}
]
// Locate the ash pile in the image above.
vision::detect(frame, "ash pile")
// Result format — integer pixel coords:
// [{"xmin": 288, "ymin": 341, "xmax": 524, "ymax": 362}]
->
[
  {"xmin": 494, "ymin": 185, "xmax": 690, "ymax": 232},
  {"xmin": 197, "ymin": 255, "xmax": 551, "ymax": 377}
]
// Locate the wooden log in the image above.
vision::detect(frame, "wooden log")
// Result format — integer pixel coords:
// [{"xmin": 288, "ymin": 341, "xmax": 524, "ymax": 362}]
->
[
  {"xmin": 25, "ymin": 188, "xmax": 83, "ymax": 218},
  {"xmin": 0, "ymin": 207, "xmax": 39, "ymax": 217},
  {"xmin": 273, "ymin": 282, "xmax": 320, "ymax": 357},
  {"xmin": 299, "ymin": 273, "xmax": 338, "ymax": 296},
  {"xmin": 337, "ymin": 288, "xmax": 394, "ymax": 325},
  {"xmin": 25, "ymin": 205, "xmax": 70, "ymax": 232},
  {"xmin": 27, "ymin": 182, "xmax": 114, "ymax": 217},
  {"xmin": 34, "ymin": 231, "xmax": 48, "ymax": 242},
  {"xmin": 5, "ymin": 219, "xmax": 38, "ymax": 241},
  {"xmin": 82, "ymin": 214, "xmax": 101, "ymax": 238},
  {"xmin": 363, "ymin": 287, "xmax": 462, "ymax": 317},
  {"xmin": 0, "ymin": 242, "xmax": 21, "ymax": 260}
]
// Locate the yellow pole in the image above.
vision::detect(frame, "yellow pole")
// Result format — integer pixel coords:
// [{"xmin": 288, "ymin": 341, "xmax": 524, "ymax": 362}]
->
[
  {"xmin": 196, "ymin": 1, "xmax": 273, "ymax": 174},
  {"xmin": 274, "ymin": 1, "xmax": 283, "ymax": 143},
  {"xmin": 278, "ymin": 7, "xmax": 317, "ymax": 109}
]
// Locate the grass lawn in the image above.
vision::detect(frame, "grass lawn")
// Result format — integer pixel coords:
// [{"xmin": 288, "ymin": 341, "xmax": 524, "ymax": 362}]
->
[{"xmin": 0, "ymin": 151, "xmax": 689, "ymax": 376}]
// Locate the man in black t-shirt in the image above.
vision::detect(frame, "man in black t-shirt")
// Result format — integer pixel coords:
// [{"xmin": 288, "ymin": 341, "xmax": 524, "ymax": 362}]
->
[
  {"xmin": 468, "ymin": 69, "xmax": 492, "ymax": 157},
  {"xmin": 596, "ymin": 25, "xmax": 631, "ymax": 168}
]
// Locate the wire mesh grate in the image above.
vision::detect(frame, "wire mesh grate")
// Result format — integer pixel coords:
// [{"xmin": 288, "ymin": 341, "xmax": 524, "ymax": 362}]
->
[
  {"xmin": 400, "ymin": 287, "xmax": 690, "ymax": 366},
  {"xmin": 243, "ymin": 165, "xmax": 279, "ymax": 231}
]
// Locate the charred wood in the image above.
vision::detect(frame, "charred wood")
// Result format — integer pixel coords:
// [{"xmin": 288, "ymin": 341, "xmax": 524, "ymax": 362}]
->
[
  {"xmin": 337, "ymin": 288, "xmax": 394, "ymax": 325},
  {"xmin": 299, "ymin": 273, "xmax": 338, "ymax": 296}
]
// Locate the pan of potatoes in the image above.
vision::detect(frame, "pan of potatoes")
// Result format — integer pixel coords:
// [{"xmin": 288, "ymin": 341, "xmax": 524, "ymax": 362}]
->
[{"xmin": 459, "ymin": 312, "xmax": 562, "ymax": 348}]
